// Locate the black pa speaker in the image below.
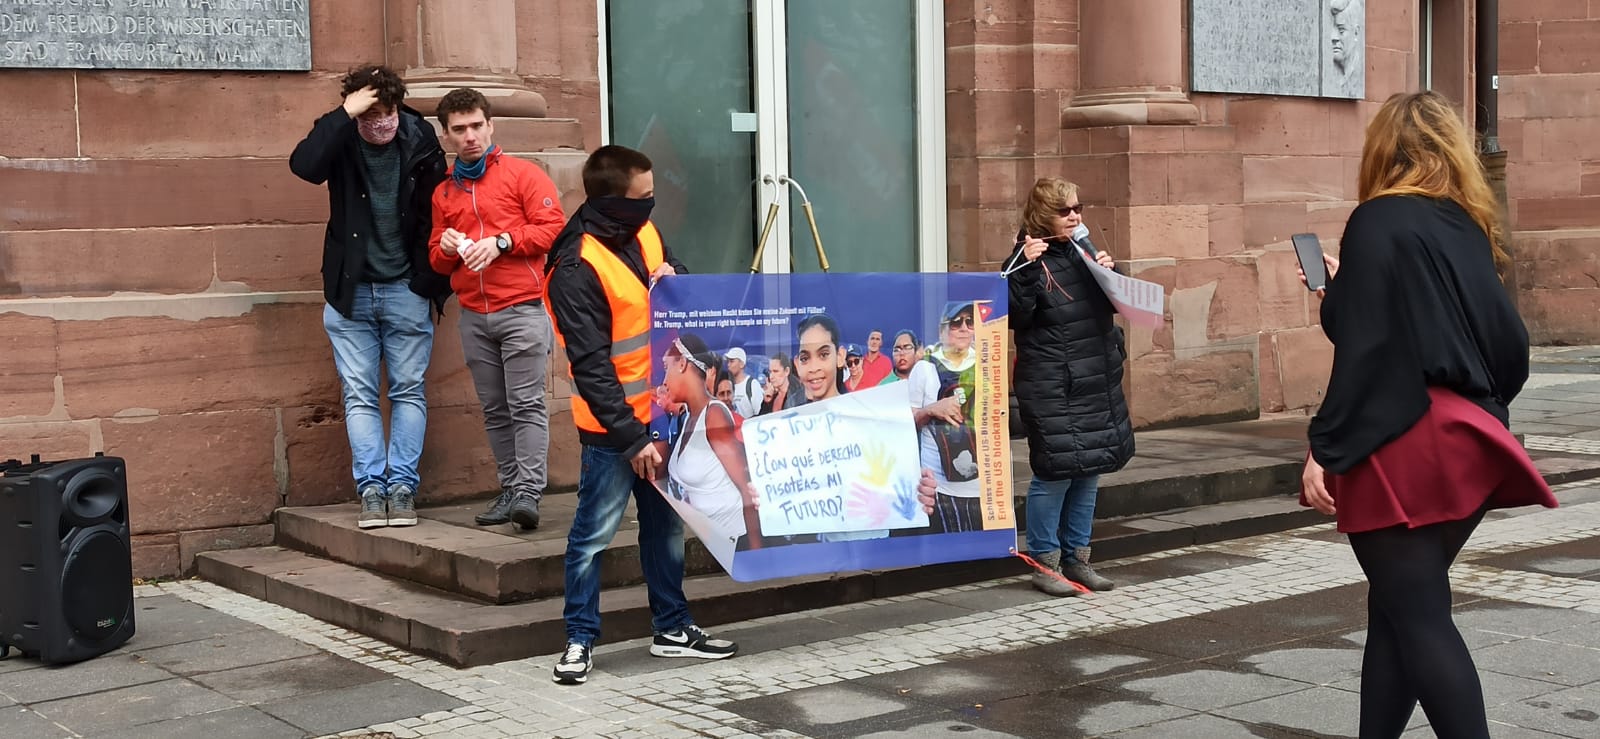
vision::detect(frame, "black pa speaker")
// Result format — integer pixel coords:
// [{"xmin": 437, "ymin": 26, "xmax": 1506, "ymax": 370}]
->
[{"xmin": 0, "ymin": 454, "xmax": 136, "ymax": 664}]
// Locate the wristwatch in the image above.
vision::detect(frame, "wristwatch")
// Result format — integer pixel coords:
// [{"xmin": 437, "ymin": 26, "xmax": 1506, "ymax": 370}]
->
[{"xmin": 495, "ymin": 233, "xmax": 512, "ymax": 254}]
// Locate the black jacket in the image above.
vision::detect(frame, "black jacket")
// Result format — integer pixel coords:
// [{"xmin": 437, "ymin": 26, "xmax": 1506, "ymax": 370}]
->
[
  {"xmin": 1310, "ymin": 195, "xmax": 1528, "ymax": 473},
  {"xmin": 546, "ymin": 205, "xmax": 688, "ymax": 456},
  {"xmin": 289, "ymin": 105, "xmax": 452, "ymax": 319},
  {"xmin": 1007, "ymin": 233, "xmax": 1135, "ymax": 480}
]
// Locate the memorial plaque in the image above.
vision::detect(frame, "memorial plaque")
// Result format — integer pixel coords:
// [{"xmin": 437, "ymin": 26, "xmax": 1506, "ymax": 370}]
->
[
  {"xmin": 1190, "ymin": 0, "xmax": 1365, "ymax": 100},
  {"xmin": 0, "ymin": 0, "xmax": 311, "ymax": 72}
]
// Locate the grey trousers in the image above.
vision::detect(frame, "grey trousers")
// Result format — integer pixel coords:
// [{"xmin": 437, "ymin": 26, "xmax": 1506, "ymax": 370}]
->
[{"xmin": 458, "ymin": 301, "xmax": 551, "ymax": 499}]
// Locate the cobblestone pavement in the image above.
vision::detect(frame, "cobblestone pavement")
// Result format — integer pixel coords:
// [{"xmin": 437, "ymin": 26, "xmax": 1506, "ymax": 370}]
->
[
  {"xmin": 5, "ymin": 478, "xmax": 1595, "ymax": 738},
  {"xmin": 4, "ymin": 369, "xmax": 1600, "ymax": 738}
]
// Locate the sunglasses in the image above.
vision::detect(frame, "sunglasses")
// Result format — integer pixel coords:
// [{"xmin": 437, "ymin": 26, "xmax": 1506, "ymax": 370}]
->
[
  {"xmin": 946, "ymin": 316, "xmax": 974, "ymax": 329},
  {"xmin": 1057, "ymin": 204, "xmax": 1084, "ymax": 216},
  {"xmin": 847, "ymin": 358, "xmax": 862, "ymax": 365}
]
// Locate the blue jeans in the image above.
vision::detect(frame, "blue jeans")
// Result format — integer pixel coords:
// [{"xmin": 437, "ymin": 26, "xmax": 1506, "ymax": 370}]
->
[
  {"xmin": 563, "ymin": 444, "xmax": 691, "ymax": 646},
  {"xmin": 1025, "ymin": 475, "xmax": 1100, "ymax": 555},
  {"xmin": 322, "ymin": 281, "xmax": 434, "ymax": 495}
]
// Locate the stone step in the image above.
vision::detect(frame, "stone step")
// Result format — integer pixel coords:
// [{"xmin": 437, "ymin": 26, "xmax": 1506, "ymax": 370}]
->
[
  {"xmin": 194, "ymin": 544, "xmax": 1011, "ymax": 668},
  {"xmin": 273, "ymin": 499, "xmax": 727, "ymax": 605},
  {"xmin": 273, "ymin": 439, "xmax": 1307, "ymax": 605},
  {"xmin": 203, "ymin": 494, "xmax": 1356, "ymax": 667}
]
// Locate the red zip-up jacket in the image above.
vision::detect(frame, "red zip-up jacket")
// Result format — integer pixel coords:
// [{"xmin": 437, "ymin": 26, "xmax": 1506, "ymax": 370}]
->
[{"xmin": 428, "ymin": 149, "xmax": 566, "ymax": 314}]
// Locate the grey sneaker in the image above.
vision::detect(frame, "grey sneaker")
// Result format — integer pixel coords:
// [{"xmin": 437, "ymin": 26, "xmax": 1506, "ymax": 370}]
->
[
  {"xmin": 1063, "ymin": 547, "xmax": 1116, "ymax": 592},
  {"xmin": 358, "ymin": 484, "xmax": 388, "ymax": 529},
  {"xmin": 1029, "ymin": 550, "xmax": 1082, "ymax": 598},
  {"xmin": 474, "ymin": 490, "xmax": 515, "ymax": 526},
  {"xmin": 509, "ymin": 491, "xmax": 541, "ymax": 530},
  {"xmin": 387, "ymin": 483, "xmax": 418, "ymax": 527}
]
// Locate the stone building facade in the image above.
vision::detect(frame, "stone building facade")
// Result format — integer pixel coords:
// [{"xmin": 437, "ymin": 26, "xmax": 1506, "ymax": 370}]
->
[{"xmin": 1, "ymin": 0, "xmax": 1595, "ymax": 577}]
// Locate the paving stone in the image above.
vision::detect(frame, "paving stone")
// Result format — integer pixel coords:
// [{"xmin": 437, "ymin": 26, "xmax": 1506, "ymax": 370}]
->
[
  {"xmin": 722, "ymin": 683, "xmax": 919, "ymax": 732},
  {"xmin": 1477, "ymin": 638, "xmax": 1600, "ymax": 687},
  {"xmin": 1, "ymin": 653, "xmax": 176, "ymax": 704},
  {"xmin": 0, "ymin": 706, "xmax": 74, "ymax": 739},
  {"xmin": 1110, "ymin": 712, "xmax": 1307, "ymax": 739},
  {"xmin": 125, "ymin": 595, "xmax": 263, "ymax": 649},
  {"xmin": 1487, "ymin": 686, "xmax": 1600, "ymax": 738},
  {"xmin": 1198, "ymin": 582, "xmax": 1369, "ymax": 635},
  {"xmin": 1213, "ymin": 643, "xmax": 1362, "ymax": 686},
  {"xmin": 133, "ymin": 629, "xmax": 321, "ymax": 676},
  {"xmin": 927, "ymin": 582, "xmax": 1056, "ymax": 612},
  {"xmin": 1094, "ymin": 616, "xmax": 1301, "ymax": 660},
  {"xmin": 190, "ymin": 653, "xmax": 391, "ymax": 705},
  {"xmin": 257, "ymin": 677, "xmax": 465, "ymax": 735},
  {"xmin": 849, "ymin": 654, "xmax": 1058, "ymax": 708},
  {"xmin": 30, "ymin": 678, "xmax": 238, "ymax": 736},
  {"xmin": 86, "ymin": 705, "xmax": 304, "ymax": 738},
  {"xmin": 1453, "ymin": 602, "xmax": 1600, "ymax": 640},
  {"xmin": 1214, "ymin": 685, "xmax": 1362, "ymax": 736},
  {"xmin": 963, "ymin": 685, "xmax": 1193, "ymax": 737},
  {"xmin": 1112, "ymin": 667, "xmax": 1310, "ymax": 712},
  {"xmin": 1003, "ymin": 638, "xmax": 1178, "ymax": 685},
  {"xmin": 1095, "ymin": 551, "xmax": 1266, "ymax": 588},
  {"xmin": 1331, "ymin": 668, "xmax": 1571, "ymax": 712}
]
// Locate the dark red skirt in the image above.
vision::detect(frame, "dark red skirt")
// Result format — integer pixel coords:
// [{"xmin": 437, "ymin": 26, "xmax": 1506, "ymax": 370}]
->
[{"xmin": 1314, "ymin": 387, "xmax": 1558, "ymax": 534}]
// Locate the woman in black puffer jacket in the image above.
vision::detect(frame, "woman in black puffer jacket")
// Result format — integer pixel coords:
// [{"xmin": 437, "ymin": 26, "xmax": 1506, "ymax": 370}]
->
[{"xmin": 1006, "ymin": 177, "xmax": 1136, "ymax": 597}]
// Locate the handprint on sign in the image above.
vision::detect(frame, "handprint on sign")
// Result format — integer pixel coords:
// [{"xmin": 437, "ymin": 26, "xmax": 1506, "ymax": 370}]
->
[
  {"xmin": 847, "ymin": 442, "xmax": 902, "ymax": 527},
  {"xmin": 847, "ymin": 482, "xmax": 891, "ymax": 527},
  {"xmin": 890, "ymin": 475, "xmax": 919, "ymax": 522},
  {"xmin": 860, "ymin": 441, "xmax": 894, "ymax": 486}
]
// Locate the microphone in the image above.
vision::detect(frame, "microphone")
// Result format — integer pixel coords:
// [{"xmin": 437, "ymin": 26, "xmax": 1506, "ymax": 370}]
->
[{"xmin": 1069, "ymin": 223, "xmax": 1098, "ymax": 257}]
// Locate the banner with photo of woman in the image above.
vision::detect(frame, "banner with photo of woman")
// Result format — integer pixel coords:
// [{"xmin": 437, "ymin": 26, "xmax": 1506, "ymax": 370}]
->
[{"xmin": 648, "ymin": 272, "xmax": 1016, "ymax": 582}]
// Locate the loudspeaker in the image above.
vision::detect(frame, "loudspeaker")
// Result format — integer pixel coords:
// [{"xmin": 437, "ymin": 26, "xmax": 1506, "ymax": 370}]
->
[{"xmin": 0, "ymin": 454, "xmax": 136, "ymax": 664}]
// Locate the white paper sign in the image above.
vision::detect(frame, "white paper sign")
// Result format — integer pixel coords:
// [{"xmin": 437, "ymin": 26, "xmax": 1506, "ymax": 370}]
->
[
  {"xmin": 1073, "ymin": 243, "xmax": 1166, "ymax": 329},
  {"xmin": 744, "ymin": 383, "xmax": 927, "ymax": 536}
]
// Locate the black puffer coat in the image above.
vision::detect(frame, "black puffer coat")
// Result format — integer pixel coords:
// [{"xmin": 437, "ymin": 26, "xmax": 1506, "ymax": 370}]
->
[{"xmin": 1007, "ymin": 233, "xmax": 1135, "ymax": 481}]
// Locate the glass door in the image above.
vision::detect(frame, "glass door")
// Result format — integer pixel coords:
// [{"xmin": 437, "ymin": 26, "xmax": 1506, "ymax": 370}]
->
[{"xmin": 603, "ymin": 0, "xmax": 945, "ymax": 274}]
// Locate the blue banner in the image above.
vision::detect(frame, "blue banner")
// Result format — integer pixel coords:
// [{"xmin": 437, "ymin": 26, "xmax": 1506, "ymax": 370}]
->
[{"xmin": 647, "ymin": 273, "xmax": 1016, "ymax": 582}]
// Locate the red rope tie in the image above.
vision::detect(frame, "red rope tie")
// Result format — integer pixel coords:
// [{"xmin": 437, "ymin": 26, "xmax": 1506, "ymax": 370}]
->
[{"xmin": 1013, "ymin": 549, "xmax": 1092, "ymax": 594}]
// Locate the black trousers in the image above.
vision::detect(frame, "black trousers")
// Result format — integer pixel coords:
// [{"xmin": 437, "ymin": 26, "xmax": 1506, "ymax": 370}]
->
[{"xmin": 1347, "ymin": 506, "xmax": 1491, "ymax": 739}]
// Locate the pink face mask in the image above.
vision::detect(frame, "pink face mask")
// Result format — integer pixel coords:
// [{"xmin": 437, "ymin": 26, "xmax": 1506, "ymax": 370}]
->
[{"xmin": 358, "ymin": 110, "xmax": 399, "ymax": 145}]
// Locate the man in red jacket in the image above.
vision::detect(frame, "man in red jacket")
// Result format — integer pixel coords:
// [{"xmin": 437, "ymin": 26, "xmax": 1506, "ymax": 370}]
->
[{"xmin": 429, "ymin": 88, "xmax": 566, "ymax": 529}]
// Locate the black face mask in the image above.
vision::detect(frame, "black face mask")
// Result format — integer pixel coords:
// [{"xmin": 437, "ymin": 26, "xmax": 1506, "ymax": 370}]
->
[{"xmin": 590, "ymin": 196, "xmax": 655, "ymax": 228}]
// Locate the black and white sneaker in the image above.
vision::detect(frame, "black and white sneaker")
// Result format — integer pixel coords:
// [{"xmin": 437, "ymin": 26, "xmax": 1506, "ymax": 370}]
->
[
  {"xmin": 552, "ymin": 642, "xmax": 592, "ymax": 685},
  {"xmin": 650, "ymin": 624, "xmax": 738, "ymax": 660}
]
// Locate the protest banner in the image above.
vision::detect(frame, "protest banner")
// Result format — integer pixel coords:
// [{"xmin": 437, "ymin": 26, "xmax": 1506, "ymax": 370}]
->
[{"xmin": 649, "ymin": 272, "xmax": 1016, "ymax": 582}]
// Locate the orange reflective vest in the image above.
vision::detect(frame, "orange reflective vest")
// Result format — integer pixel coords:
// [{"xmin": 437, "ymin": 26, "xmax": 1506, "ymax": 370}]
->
[{"xmin": 552, "ymin": 222, "xmax": 663, "ymax": 435}]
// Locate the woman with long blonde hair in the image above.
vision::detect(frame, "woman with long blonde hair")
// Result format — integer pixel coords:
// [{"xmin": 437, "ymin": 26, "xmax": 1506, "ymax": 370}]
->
[{"xmin": 1300, "ymin": 91, "xmax": 1556, "ymax": 738}]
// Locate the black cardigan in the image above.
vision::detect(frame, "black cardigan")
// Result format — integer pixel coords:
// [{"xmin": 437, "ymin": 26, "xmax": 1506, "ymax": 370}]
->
[
  {"xmin": 1309, "ymin": 195, "xmax": 1530, "ymax": 473},
  {"xmin": 1007, "ymin": 233, "xmax": 1136, "ymax": 481}
]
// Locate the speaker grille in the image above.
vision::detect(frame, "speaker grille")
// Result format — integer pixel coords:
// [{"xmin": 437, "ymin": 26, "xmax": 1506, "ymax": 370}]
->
[{"xmin": 60, "ymin": 530, "xmax": 133, "ymax": 642}]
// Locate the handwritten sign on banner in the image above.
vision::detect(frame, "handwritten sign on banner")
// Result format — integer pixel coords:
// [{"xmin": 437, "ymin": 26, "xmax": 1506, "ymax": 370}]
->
[
  {"xmin": 1074, "ymin": 249, "xmax": 1166, "ymax": 329},
  {"xmin": 744, "ymin": 383, "xmax": 927, "ymax": 537}
]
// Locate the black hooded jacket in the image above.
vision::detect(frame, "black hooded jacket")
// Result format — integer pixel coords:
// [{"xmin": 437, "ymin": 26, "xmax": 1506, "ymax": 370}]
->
[
  {"xmin": 546, "ymin": 204, "xmax": 688, "ymax": 457},
  {"xmin": 1007, "ymin": 231, "xmax": 1136, "ymax": 480},
  {"xmin": 289, "ymin": 105, "xmax": 452, "ymax": 318}
]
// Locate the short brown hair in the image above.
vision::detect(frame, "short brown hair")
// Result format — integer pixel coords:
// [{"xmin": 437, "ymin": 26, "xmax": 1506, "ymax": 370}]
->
[
  {"xmin": 436, "ymin": 88, "xmax": 491, "ymax": 127},
  {"xmin": 1020, "ymin": 178, "xmax": 1080, "ymax": 239},
  {"xmin": 583, "ymin": 145, "xmax": 653, "ymax": 199},
  {"xmin": 340, "ymin": 65, "xmax": 406, "ymax": 109}
]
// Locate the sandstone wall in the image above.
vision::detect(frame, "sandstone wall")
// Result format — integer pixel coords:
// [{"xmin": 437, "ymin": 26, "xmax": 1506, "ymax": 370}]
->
[
  {"xmin": 1499, "ymin": 1, "xmax": 1600, "ymax": 344},
  {"xmin": 0, "ymin": 0, "xmax": 591, "ymax": 578}
]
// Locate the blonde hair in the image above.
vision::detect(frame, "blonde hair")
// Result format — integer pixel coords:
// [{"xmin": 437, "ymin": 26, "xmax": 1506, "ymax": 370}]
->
[
  {"xmin": 1358, "ymin": 91, "xmax": 1507, "ymax": 271},
  {"xmin": 1021, "ymin": 178, "xmax": 1079, "ymax": 239}
]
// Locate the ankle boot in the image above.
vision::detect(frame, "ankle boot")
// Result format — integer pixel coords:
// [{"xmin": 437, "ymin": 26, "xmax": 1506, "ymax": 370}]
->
[
  {"xmin": 1062, "ymin": 547, "xmax": 1116, "ymax": 592},
  {"xmin": 1030, "ymin": 550, "xmax": 1082, "ymax": 597}
]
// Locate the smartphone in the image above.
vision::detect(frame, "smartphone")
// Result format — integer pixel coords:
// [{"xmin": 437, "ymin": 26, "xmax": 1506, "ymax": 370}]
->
[{"xmin": 1291, "ymin": 233, "xmax": 1327, "ymax": 292}]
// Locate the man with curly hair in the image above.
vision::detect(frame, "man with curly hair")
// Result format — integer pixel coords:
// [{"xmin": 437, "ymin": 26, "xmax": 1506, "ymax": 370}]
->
[{"xmin": 290, "ymin": 65, "xmax": 451, "ymax": 530}]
